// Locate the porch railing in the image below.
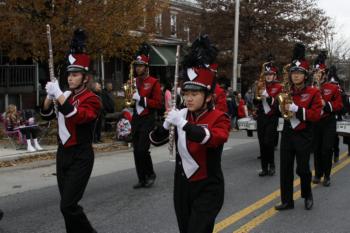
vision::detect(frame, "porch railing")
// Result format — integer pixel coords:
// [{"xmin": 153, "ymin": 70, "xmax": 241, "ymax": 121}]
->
[{"xmin": 0, "ymin": 65, "xmax": 36, "ymax": 89}]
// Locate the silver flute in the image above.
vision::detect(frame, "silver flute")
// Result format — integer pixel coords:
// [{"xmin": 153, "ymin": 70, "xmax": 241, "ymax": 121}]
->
[
  {"xmin": 168, "ymin": 45, "xmax": 180, "ymax": 161},
  {"xmin": 46, "ymin": 24, "xmax": 58, "ymax": 114}
]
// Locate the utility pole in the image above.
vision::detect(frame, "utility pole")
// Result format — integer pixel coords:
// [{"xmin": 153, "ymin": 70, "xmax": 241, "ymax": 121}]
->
[{"xmin": 232, "ymin": 0, "xmax": 240, "ymax": 91}]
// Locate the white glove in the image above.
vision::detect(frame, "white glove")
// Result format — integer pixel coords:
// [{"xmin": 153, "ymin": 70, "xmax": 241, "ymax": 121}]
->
[
  {"xmin": 132, "ymin": 92, "xmax": 141, "ymax": 101},
  {"xmin": 46, "ymin": 81, "xmax": 62, "ymax": 99},
  {"xmin": 163, "ymin": 120, "xmax": 171, "ymax": 130},
  {"xmin": 46, "ymin": 94, "xmax": 55, "ymax": 100},
  {"xmin": 165, "ymin": 109, "xmax": 188, "ymax": 129},
  {"xmin": 288, "ymin": 102, "xmax": 299, "ymax": 112}
]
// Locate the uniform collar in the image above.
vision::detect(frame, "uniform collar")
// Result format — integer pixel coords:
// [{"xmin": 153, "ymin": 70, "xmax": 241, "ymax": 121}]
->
[
  {"xmin": 189, "ymin": 109, "xmax": 209, "ymax": 122},
  {"xmin": 72, "ymin": 87, "xmax": 87, "ymax": 100},
  {"xmin": 291, "ymin": 84, "xmax": 306, "ymax": 95}
]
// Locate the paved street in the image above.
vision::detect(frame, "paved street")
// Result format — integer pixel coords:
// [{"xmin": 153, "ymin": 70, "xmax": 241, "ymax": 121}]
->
[{"xmin": 0, "ymin": 131, "xmax": 350, "ymax": 233}]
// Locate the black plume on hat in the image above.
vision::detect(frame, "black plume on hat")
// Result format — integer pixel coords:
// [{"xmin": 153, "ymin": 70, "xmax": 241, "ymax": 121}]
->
[
  {"xmin": 292, "ymin": 43, "xmax": 305, "ymax": 62},
  {"xmin": 328, "ymin": 65, "xmax": 339, "ymax": 81},
  {"xmin": 70, "ymin": 28, "xmax": 87, "ymax": 54},
  {"xmin": 134, "ymin": 43, "xmax": 150, "ymax": 58},
  {"xmin": 182, "ymin": 34, "xmax": 218, "ymax": 69},
  {"xmin": 314, "ymin": 51, "xmax": 327, "ymax": 66},
  {"xmin": 266, "ymin": 53, "xmax": 275, "ymax": 62}
]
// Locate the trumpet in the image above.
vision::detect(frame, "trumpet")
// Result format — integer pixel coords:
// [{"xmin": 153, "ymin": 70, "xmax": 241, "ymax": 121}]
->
[
  {"xmin": 124, "ymin": 62, "xmax": 136, "ymax": 107},
  {"xmin": 276, "ymin": 64, "xmax": 293, "ymax": 119}
]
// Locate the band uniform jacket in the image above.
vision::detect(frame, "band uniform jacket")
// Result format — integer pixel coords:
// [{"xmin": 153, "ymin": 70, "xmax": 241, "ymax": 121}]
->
[
  {"xmin": 150, "ymin": 108, "xmax": 230, "ymax": 182},
  {"xmin": 287, "ymin": 86, "xmax": 323, "ymax": 131},
  {"xmin": 41, "ymin": 88, "xmax": 102, "ymax": 147},
  {"xmin": 319, "ymin": 82, "xmax": 343, "ymax": 118},
  {"xmin": 135, "ymin": 75, "xmax": 162, "ymax": 116}
]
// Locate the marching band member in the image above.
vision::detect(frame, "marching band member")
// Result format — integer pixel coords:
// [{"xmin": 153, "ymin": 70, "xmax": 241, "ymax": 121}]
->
[
  {"xmin": 209, "ymin": 63, "xmax": 228, "ymax": 113},
  {"xmin": 149, "ymin": 35, "xmax": 230, "ymax": 233},
  {"xmin": 312, "ymin": 54, "xmax": 343, "ymax": 186},
  {"xmin": 328, "ymin": 65, "xmax": 345, "ymax": 163},
  {"xmin": 254, "ymin": 61, "xmax": 282, "ymax": 176},
  {"xmin": 131, "ymin": 44, "xmax": 163, "ymax": 189},
  {"xmin": 41, "ymin": 29, "xmax": 100, "ymax": 233},
  {"xmin": 275, "ymin": 43, "xmax": 323, "ymax": 211}
]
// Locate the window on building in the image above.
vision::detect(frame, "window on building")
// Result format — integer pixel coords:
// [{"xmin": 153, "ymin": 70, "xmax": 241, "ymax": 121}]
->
[
  {"xmin": 155, "ymin": 13, "xmax": 162, "ymax": 34},
  {"xmin": 170, "ymin": 14, "xmax": 177, "ymax": 37}
]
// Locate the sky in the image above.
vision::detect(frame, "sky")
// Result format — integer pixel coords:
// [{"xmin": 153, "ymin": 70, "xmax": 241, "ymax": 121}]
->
[{"xmin": 317, "ymin": 0, "xmax": 350, "ymax": 40}]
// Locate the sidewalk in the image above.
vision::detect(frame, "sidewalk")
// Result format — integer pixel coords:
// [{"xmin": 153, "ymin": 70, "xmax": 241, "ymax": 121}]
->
[
  {"xmin": 0, "ymin": 141, "xmax": 130, "ymax": 162},
  {"xmin": 0, "ymin": 130, "xmax": 257, "ymax": 163}
]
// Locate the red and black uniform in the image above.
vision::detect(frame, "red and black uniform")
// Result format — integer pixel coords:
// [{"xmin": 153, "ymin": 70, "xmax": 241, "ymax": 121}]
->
[
  {"xmin": 237, "ymin": 99, "xmax": 247, "ymax": 118},
  {"xmin": 280, "ymin": 85, "xmax": 322, "ymax": 206},
  {"xmin": 150, "ymin": 108, "xmax": 230, "ymax": 233},
  {"xmin": 41, "ymin": 88, "xmax": 101, "ymax": 233},
  {"xmin": 132, "ymin": 75, "xmax": 162, "ymax": 184},
  {"xmin": 254, "ymin": 81, "xmax": 283, "ymax": 173},
  {"xmin": 313, "ymin": 82, "xmax": 342, "ymax": 180},
  {"xmin": 214, "ymin": 85, "xmax": 228, "ymax": 113}
]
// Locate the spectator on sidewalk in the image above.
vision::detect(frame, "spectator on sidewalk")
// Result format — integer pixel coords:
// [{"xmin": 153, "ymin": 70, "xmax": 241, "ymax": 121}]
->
[
  {"xmin": 92, "ymin": 82, "xmax": 104, "ymax": 143},
  {"xmin": 116, "ymin": 108, "xmax": 132, "ymax": 143},
  {"xmin": 5, "ymin": 104, "xmax": 43, "ymax": 152},
  {"xmin": 237, "ymin": 93, "xmax": 248, "ymax": 119},
  {"xmin": 105, "ymin": 82, "xmax": 116, "ymax": 108},
  {"xmin": 227, "ymin": 89, "xmax": 238, "ymax": 131}
]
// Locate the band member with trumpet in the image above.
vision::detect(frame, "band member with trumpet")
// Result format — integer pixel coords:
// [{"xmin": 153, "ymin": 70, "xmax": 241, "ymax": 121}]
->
[
  {"xmin": 328, "ymin": 66, "xmax": 343, "ymax": 163},
  {"xmin": 41, "ymin": 29, "xmax": 100, "ymax": 233},
  {"xmin": 149, "ymin": 35, "xmax": 230, "ymax": 233},
  {"xmin": 130, "ymin": 44, "xmax": 162, "ymax": 189},
  {"xmin": 275, "ymin": 43, "xmax": 323, "ymax": 211},
  {"xmin": 312, "ymin": 54, "xmax": 343, "ymax": 186},
  {"xmin": 254, "ymin": 60, "xmax": 282, "ymax": 176}
]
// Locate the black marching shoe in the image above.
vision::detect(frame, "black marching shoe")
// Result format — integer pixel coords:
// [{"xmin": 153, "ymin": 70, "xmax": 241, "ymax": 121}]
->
[
  {"xmin": 258, "ymin": 170, "xmax": 268, "ymax": 177},
  {"xmin": 268, "ymin": 165, "xmax": 276, "ymax": 176},
  {"xmin": 304, "ymin": 195, "xmax": 313, "ymax": 210},
  {"xmin": 0, "ymin": 209, "xmax": 3, "ymax": 221},
  {"xmin": 144, "ymin": 173, "xmax": 156, "ymax": 188},
  {"xmin": 333, "ymin": 151, "xmax": 339, "ymax": 163},
  {"xmin": 323, "ymin": 177, "xmax": 331, "ymax": 187},
  {"xmin": 275, "ymin": 203, "xmax": 294, "ymax": 211},
  {"xmin": 333, "ymin": 156, "xmax": 339, "ymax": 163},
  {"xmin": 312, "ymin": 176, "xmax": 321, "ymax": 184},
  {"xmin": 133, "ymin": 181, "xmax": 146, "ymax": 189}
]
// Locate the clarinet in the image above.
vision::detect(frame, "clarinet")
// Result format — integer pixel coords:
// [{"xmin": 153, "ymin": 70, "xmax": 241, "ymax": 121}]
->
[
  {"xmin": 168, "ymin": 45, "xmax": 180, "ymax": 161},
  {"xmin": 46, "ymin": 24, "xmax": 58, "ymax": 115}
]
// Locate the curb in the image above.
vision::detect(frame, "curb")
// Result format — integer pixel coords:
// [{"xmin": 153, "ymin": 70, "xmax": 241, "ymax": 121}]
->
[{"xmin": 0, "ymin": 142, "xmax": 131, "ymax": 167}]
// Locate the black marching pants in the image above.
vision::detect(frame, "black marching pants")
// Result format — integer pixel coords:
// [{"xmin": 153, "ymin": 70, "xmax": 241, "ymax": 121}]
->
[
  {"xmin": 257, "ymin": 115, "xmax": 278, "ymax": 171},
  {"xmin": 280, "ymin": 125, "xmax": 313, "ymax": 205},
  {"xmin": 313, "ymin": 116, "xmax": 336, "ymax": 179},
  {"xmin": 333, "ymin": 134, "xmax": 340, "ymax": 157},
  {"xmin": 174, "ymin": 172, "xmax": 224, "ymax": 233},
  {"xmin": 56, "ymin": 144, "xmax": 95, "ymax": 233},
  {"xmin": 131, "ymin": 115, "xmax": 156, "ymax": 182}
]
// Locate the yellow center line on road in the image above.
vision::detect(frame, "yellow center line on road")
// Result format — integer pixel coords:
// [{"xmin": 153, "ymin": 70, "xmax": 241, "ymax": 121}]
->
[
  {"xmin": 232, "ymin": 155, "xmax": 350, "ymax": 233},
  {"xmin": 213, "ymin": 152, "xmax": 348, "ymax": 233}
]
